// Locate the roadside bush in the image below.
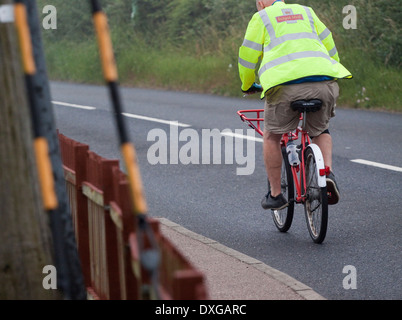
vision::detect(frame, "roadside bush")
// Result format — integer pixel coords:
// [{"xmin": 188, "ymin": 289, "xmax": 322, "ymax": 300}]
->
[{"xmin": 37, "ymin": 0, "xmax": 401, "ymax": 110}]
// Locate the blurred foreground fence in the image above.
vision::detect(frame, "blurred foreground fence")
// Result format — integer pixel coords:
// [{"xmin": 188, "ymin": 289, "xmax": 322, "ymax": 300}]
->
[{"xmin": 58, "ymin": 133, "xmax": 208, "ymax": 300}]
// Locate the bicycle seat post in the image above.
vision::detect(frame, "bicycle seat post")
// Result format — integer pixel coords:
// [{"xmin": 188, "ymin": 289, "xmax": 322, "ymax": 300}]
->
[{"xmin": 302, "ymin": 110, "xmax": 307, "ymax": 131}]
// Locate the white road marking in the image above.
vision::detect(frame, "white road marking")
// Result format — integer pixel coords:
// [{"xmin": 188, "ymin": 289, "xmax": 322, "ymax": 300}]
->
[
  {"xmin": 52, "ymin": 101, "xmax": 401, "ymax": 175},
  {"xmin": 220, "ymin": 135, "xmax": 402, "ymax": 174},
  {"xmin": 53, "ymin": 101, "xmax": 191, "ymax": 128},
  {"xmin": 221, "ymin": 131, "xmax": 264, "ymax": 142},
  {"xmin": 52, "ymin": 101, "xmax": 96, "ymax": 110},
  {"xmin": 122, "ymin": 112, "xmax": 191, "ymax": 128},
  {"xmin": 351, "ymin": 159, "xmax": 402, "ymax": 173}
]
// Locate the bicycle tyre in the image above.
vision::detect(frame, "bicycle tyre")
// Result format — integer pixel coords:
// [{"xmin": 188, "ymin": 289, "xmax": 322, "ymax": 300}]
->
[
  {"xmin": 303, "ymin": 147, "xmax": 328, "ymax": 244},
  {"xmin": 269, "ymin": 147, "xmax": 295, "ymax": 232}
]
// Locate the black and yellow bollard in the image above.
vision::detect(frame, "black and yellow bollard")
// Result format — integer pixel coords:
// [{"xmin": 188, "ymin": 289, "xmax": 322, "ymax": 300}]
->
[
  {"xmin": 89, "ymin": 0, "xmax": 160, "ymax": 300},
  {"xmin": 14, "ymin": 0, "xmax": 58, "ymax": 211}
]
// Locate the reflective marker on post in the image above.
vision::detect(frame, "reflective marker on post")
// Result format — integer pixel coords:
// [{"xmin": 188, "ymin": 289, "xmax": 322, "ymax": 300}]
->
[
  {"xmin": 93, "ymin": 11, "xmax": 118, "ymax": 83},
  {"xmin": 14, "ymin": 3, "xmax": 35, "ymax": 74},
  {"xmin": 34, "ymin": 137, "xmax": 58, "ymax": 210}
]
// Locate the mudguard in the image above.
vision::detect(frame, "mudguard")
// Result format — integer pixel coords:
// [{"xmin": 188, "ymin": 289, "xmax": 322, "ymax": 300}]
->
[{"xmin": 305, "ymin": 143, "xmax": 326, "ymax": 188}]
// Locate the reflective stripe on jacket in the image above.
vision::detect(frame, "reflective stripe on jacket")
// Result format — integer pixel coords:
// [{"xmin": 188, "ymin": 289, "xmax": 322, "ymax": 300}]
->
[{"xmin": 238, "ymin": 2, "xmax": 352, "ymax": 98}]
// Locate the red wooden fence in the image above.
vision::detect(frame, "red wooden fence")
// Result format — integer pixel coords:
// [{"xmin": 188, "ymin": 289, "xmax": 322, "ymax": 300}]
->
[{"xmin": 58, "ymin": 133, "xmax": 208, "ymax": 300}]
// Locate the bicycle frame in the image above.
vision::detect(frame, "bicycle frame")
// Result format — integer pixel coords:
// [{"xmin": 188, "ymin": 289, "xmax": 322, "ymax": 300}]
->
[
  {"xmin": 237, "ymin": 109, "xmax": 329, "ymax": 204},
  {"xmin": 281, "ymin": 116, "xmax": 309, "ymax": 203},
  {"xmin": 238, "ymin": 107, "xmax": 330, "ymax": 243}
]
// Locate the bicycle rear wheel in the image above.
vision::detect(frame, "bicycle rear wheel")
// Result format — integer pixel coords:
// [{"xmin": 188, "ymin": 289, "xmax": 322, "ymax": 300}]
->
[
  {"xmin": 303, "ymin": 147, "xmax": 328, "ymax": 243},
  {"xmin": 269, "ymin": 147, "xmax": 294, "ymax": 232}
]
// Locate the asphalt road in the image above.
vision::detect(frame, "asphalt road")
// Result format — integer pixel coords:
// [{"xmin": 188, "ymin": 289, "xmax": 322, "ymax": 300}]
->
[{"xmin": 51, "ymin": 81, "xmax": 402, "ymax": 300}]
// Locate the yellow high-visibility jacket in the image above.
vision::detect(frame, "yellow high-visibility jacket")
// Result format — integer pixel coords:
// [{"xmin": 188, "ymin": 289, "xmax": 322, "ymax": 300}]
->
[{"xmin": 238, "ymin": 2, "xmax": 352, "ymax": 98}]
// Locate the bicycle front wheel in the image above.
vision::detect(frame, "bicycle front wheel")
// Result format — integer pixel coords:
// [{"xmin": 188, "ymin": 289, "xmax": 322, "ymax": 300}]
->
[
  {"xmin": 304, "ymin": 147, "xmax": 328, "ymax": 244},
  {"xmin": 270, "ymin": 147, "xmax": 294, "ymax": 232}
]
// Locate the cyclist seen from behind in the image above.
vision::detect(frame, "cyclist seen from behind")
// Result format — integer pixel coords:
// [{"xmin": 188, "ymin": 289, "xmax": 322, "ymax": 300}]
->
[{"xmin": 238, "ymin": 0, "xmax": 352, "ymax": 210}]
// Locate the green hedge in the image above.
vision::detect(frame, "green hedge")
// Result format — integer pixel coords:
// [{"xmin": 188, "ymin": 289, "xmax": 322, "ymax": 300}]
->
[{"xmin": 37, "ymin": 0, "xmax": 401, "ymax": 111}]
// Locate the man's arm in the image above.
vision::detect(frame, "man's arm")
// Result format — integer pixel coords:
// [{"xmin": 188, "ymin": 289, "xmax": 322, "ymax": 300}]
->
[{"xmin": 238, "ymin": 13, "xmax": 265, "ymax": 91}]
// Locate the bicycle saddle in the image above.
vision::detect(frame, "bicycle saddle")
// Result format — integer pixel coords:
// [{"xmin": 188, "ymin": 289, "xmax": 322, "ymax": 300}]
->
[{"xmin": 291, "ymin": 99, "xmax": 322, "ymax": 113}]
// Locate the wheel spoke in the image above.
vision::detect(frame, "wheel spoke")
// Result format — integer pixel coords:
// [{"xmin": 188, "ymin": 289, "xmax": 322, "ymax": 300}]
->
[{"xmin": 309, "ymin": 201, "xmax": 321, "ymax": 214}]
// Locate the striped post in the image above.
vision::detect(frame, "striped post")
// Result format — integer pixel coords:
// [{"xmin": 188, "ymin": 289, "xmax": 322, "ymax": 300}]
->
[
  {"xmin": 89, "ymin": 0, "xmax": 160, "ymax": 299},
  {"xmin": 14, "ymin": 0, "xmax": 57, "ymax": 211}
]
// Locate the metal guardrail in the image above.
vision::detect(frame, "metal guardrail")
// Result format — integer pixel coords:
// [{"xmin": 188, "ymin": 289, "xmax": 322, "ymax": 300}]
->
[{"xmin": 58, "ymin": 133, "xmax": 208, "ymax": 300}]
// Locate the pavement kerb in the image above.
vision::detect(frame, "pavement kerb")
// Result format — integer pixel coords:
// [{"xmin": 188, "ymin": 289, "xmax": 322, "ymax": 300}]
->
[{"xmin": 157, "ymin": 217, "xmax": 326, "ymax": 300}]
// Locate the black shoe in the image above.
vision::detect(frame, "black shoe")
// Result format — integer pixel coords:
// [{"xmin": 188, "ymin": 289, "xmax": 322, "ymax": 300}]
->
[
  {"xmin": 326, "ymin": 171, "xmax": 340, "ymax": 205},
  {"xmin": 261, "ymin": 192, "xmax": 288, "ymax": 210}
]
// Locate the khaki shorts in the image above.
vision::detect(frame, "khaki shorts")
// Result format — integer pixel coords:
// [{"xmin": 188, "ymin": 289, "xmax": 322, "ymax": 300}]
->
[{"xmin": 264, "ymin": 80, "xmax": 339, "ymax": 137}]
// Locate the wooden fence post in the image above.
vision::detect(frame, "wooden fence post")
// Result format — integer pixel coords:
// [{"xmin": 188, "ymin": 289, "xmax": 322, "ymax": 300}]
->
[{"xmin": 58, "ymin": 134, "xmax": 209, "ymax": 300}]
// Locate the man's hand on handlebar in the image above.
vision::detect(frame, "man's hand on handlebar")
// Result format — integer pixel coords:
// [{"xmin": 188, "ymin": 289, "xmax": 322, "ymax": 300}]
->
[{"xmin": 242, "ymin": 82, "xmax": 263, "ymax": 96}]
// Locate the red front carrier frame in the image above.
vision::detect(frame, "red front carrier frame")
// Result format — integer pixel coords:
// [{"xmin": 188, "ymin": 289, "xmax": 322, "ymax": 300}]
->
[{"xmin": 237, "ymin": 109, "xmax": 264, "ymax": 137}]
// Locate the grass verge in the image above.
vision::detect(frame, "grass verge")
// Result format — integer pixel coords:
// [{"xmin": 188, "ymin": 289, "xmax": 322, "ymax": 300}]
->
[{"xmin": 43, "ymin": 37, "xmax": 401, "ymax": 112}]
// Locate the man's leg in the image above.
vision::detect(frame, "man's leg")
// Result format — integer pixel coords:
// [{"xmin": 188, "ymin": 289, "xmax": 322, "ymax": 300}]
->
[
  {"xmin": 261, "ymin": 129, "xmax": 288, "ymax": 210},
  {"xmin": 312, "ymin": 132, "xmax": 332, "ymax": 171},
  {"xmin": 312, "ymin": 132, "xmax": 340, "ymax": 204},
  {"xmin": 263, "ymin": 130, "xmax": 282, "ymax": 196}
]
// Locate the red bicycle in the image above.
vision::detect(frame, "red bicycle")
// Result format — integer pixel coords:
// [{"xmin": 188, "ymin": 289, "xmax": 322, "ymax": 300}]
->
[{"xmin": 238, "ymin": 100, "xmax": 330, "ymax": 243}]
